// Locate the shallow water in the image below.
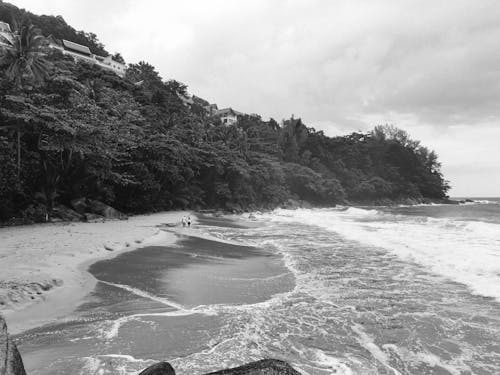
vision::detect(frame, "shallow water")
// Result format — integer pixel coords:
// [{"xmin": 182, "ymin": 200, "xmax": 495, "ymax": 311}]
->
[{"xmin": 16, "ymin": 202, "xmax": 500, "ymax": 374}]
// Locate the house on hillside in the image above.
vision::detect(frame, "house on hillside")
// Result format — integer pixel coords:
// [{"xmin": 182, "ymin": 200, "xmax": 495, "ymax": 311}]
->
[
  {"xmin": 48, "ymin": 37, "xmax": 126, "ymax": 76},
  {"xmin": 0, "ymin": 21, "xmax": 14, "ymax": 47},
  {"xmin": 204, "ymin": 103, "xmax": 218, "ymax": 115},
  {"xmin": 216, "ymin": 108, "xmax": 242, "ymax": 125},
  {"xmin": 0, "ymin": 21, "xmax": 126, "ymax": 77}
]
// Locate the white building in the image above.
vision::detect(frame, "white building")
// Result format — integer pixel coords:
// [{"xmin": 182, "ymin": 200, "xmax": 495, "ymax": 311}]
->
[
  {"xmin": 0, "ymin": 21, "xmax": 14, "ymax": 48},
  {"xmin": 0, "ymin": 21, "xmax": 126, "ymax": 76},
  {"xmin": 49, "ymin": 38, "xmax": 126, "ymax": 77},
  {"xmin": 216, "ymin": 108, "xmax": 242, "ymax": 125}
]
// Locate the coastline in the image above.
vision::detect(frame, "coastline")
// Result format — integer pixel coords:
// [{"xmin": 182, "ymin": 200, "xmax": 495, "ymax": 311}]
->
[
  {"xmin": 0, "ymin": 211, "xmax": 188, "ymax": 334},
  {"xmin": 15, "ymin": 214, "xmax": 296, "ymax": 375},
  {"xmin": 0, "ymin": 199, "xmax": 478, "ymax": 334}
]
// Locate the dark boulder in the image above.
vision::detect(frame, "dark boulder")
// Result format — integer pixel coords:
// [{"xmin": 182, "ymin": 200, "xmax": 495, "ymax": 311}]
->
[
  {"xmin": 87, "ymin": 200, "xmax": 127, "ymax": 219},
  {"xmin": 83, "ymin": 213, "xmax": 104, "ymax": 222},
  {"xmin": 52, "ymin": 205, "xmax": 84, "ymax": 222},
  {"xmin": 0, "ymin": 315, "xmax": 26, "ymax": 375},
  {"xmin": 281, "ymin": 199, "xmax": 312, "ymax": 210},
  {"xmin": 137, "ymin": 362, "xmax": 175, "ymax": 375},
  {"xmin": 138, "ymin": 359, "xmax": 301, "ymax": 375},
  {"xmin": 204, "ymin": 359, "xmax": 301, "ymax": 374},
  {"xmin": 70, "ymin": 197, "xmax": 88, "ymax": 214},
  {"xmin": 225, "ymin": 202, "xmax": 243, "ymax": 214}
]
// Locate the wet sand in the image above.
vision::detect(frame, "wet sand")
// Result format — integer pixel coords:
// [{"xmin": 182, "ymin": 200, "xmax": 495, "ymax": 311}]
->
[
  {"xmin": 0, "ymin": 211, "xmax": 188, "ymax": 333},
  {"xmin": 16, "ymin": 219, "xmax": 295, "ymax": 375}
]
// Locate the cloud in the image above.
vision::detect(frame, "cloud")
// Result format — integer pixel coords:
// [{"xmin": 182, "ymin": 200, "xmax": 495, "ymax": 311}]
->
[{"xmin": 8, "ymin": 0, "xmax": 500, "ymax": 195}]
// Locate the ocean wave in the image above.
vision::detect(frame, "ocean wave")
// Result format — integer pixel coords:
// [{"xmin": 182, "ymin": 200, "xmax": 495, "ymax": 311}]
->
[{"xmin": 262, "ymin": 207, "xmax": 500, "ymax": 302}]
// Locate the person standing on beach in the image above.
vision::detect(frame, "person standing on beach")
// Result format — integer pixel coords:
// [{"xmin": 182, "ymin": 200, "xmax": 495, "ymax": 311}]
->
[
  {"xmin": 181, "ymin": 216, "xmax": 186, "ymax": 227},
  {"xmin": 187, "ymin": 216, "xmax": 191, "ymax": 227}
]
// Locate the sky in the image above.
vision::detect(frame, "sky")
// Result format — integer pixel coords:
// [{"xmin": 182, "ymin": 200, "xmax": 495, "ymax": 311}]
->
[{"xmin": 7, "ymin": 0, "xmax": 500, "ymax": 197}]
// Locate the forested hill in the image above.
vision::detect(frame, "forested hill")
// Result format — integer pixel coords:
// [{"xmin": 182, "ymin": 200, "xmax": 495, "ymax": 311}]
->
[{"xmin": 0, "ymin": 3, "xmax": 450, "ymax": 223}]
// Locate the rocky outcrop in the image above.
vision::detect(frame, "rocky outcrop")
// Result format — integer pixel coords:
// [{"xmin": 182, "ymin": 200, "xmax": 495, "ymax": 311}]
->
[
  {"xmin": 0, "ymin": 315, "xmax": 26, "ymax": 375},
  {"xmin": 87, "ymin": 199, "xmax": 127, "ymax": 219},
  {"xmin": 70, "ymin": 198, "xmax": 128, "ymax": 220},
  {"xmin": 138, "ymin": 359, "xmax": 301, "ymax": 375},
  {"xmin": 205, "ymin": 359, "xmax": 301, "ymax": 374},
  {"xmin": 52, "ymin": 204, "xmax": 84, "ymax": 222},
  {"xmin": 138, "ymin": 361, "xmax": 175, "ymax": 375},
  {"xmin": 280, "ymin": 199, "xmax": 313, "ymax": 210}
]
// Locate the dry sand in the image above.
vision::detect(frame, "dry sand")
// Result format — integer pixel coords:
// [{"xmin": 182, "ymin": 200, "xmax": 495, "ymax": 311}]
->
[{"xmin": 0, "ymin": 211, "xmax": 188, "ymax": 333}]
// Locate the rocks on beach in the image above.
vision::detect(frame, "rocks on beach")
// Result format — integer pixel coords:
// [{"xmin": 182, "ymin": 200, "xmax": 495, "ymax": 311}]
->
[
  {"xmin": 0, "ymin": 315, "xmax": 26, "ymax": 375},
  {"xmin": 0, "ymin": 280, "xmax": 62, "ymax": 311},
  {"xmin": 138, "ymin": 359, "xmax": 301, "ymax": 375},
  {"xmin": 50, "ymin": 197, "xmax": 128, "ymax": 222}
]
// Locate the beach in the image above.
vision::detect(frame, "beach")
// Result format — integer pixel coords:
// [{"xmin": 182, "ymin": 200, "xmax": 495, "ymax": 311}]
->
[
  {"xmin": 2, "ymin": 204, "xmax": 500, "ymax": 374},
  {"xmin": 0, "ymin": 211, "xmax": 188, "ymax": 333},
  {"xmin": 13, "ymin": 214, "xmax": 294, "ymax": 375}
]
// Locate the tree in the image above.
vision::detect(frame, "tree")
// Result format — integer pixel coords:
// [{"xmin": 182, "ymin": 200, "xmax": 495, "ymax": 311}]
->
[
  {"xmin": 0, "ymin": 22, "xmax": 50, "ymax": 174},
  {"xmin": 112, "ymin": 52, "xmax": 125, "ymax": 64}
]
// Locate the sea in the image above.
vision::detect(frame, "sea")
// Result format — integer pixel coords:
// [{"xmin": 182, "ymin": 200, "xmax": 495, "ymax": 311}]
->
[{"xmin": 16, "ymin": 199, "xmax": 500, "ymax": 375}]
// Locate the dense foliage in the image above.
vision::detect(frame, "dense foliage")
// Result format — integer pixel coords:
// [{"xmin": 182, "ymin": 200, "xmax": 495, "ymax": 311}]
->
[{"xmin": 0, "ymin": 5, "xmax": 449, "ymax": 223}]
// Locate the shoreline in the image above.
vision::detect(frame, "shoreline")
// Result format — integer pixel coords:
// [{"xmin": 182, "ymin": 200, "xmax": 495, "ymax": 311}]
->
[
  {"xmin": 1, "ymin": 200, "xmax": 486, "ymax": 334},
  {"xmin": 0, "ymin": 211, "xmax": 189, "ymax": 334}
]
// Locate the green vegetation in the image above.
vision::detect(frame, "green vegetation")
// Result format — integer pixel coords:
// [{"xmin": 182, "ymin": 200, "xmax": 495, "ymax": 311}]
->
[{"xmin": 0, "ymin": 4, "xmax": 449, "ymax": 223}]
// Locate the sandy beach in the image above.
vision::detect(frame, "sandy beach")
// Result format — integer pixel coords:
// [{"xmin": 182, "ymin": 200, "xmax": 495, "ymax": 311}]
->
[
  {"xmin": 13, "ymin": 214, "xmax": 294, "ymax": 375},
  {"xmin": 0, "ymin": 211, "xmax": 189, "ymax": 333}
]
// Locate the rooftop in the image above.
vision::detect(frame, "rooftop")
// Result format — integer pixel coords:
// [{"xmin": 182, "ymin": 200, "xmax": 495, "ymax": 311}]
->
[
  {"xmin": 0, "ymin": 21, "xmax": 12, "ymax": 33},
  {"xmin": 216, "ymin": 107, "xmax": 243, "ymax": 116},
  {"xmin": 62, "ymin": 39, "xmax": 91, "ymax": 56}
]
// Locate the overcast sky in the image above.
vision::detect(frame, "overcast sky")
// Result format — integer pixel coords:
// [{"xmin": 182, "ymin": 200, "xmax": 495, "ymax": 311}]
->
[{"xmin": 8, "ymin": 0, "xmax": 500, "ymax": 197}]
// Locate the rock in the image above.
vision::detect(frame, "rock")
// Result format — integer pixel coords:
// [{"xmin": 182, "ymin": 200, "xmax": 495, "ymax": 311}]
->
[
  {"xmin": 281, "ymin": 199, "xmax": 301, "ymax": 209},
  {"xmin": 52, "ymin": 205, "xmax": 84, "ymax": 222},
  {"xmin": 204, "ymin": 359, "xmax": 301, "ymax": 374},
  {"xmin": 299, "ymin": 200, "xmax": 313, "ymax": 209},
  {"xmin": 137, "ymin": 360, "xmax": 301, "ymax": 375},
  {"xmin": 138, "ymin": 362, "xmax": 175, "ymax": 375},
  {"xmin": 87, "ymin": 200, "xmax": 127, "ymax": 219},
  {"xmin": 225, "ymin": 202, "xmax": 243, "ymax": 214},
  {"xmin": 70, "ymin": 197, "xmax": 88, "ymax": 214},
  {"xmin": 83, "ymin": 213, "xmax": 104, "ymax": 222},
  {"xmin": 281, "ymin": 199, "xmax": 312, "ymax": 210},
  {"xmin": 0, "ymin": 315, "xmax": 26, "ymax": 375}
]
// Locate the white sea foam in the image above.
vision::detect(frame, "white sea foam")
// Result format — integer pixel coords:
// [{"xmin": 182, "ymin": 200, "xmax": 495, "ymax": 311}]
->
[
  {"xmin": 99, "ymin": 280, "xmax": 186, "ymax": 310},
  {"xmin": 263, "ymin": 207, "xmax": 500, "ymax": 302},
  {"xmin": 352, "ymin": 324, "xmax": 402, "ymax": 375}
]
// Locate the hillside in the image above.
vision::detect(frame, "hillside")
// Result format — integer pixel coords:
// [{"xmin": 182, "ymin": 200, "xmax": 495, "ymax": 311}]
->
[{"xmin": 0, "ymin": 2, "xmax": 450, "ymax": 223}]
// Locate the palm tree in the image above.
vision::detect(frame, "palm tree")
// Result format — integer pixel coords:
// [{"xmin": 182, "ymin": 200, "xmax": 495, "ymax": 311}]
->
[{"xmin": 0, "ymin": 21, "xmax": 50, "ymax": 174}]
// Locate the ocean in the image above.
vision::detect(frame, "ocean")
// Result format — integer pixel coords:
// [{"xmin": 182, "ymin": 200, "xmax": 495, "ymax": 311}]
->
[{"xmin": 16, "ymin": 200, "xmax": 500, "ymax": 374}]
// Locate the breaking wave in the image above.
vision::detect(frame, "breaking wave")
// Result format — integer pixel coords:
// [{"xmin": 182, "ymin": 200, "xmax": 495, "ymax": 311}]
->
[{"xmin": 263, "ymin": 206, "xmax": 500, "ymax": 302}]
